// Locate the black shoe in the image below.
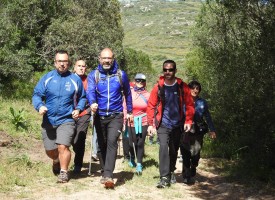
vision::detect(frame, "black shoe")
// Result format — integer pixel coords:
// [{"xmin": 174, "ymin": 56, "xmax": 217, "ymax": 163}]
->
[
  {"xmin": 156, "ymin": 177, "xmax": 170, "ymax": 188},
  {"xmin": 182, "ymin": 176, "xmax": 192, "ymax": 185},
  {"xmin": 52, "ymin": 161, "xmax": 60, "ymax": 176},
  {"xmin": 170, "ymin": 172, "xmax": 176, "ymax": 184},
  {"xmin": 190, "ymin": 167, "xmax": 196, "ymax": 177}
]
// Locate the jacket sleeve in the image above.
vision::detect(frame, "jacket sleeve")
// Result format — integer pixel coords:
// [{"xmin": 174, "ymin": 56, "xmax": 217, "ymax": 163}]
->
[
  {"xmin": 86, "ymin": 70, "xmax": 97, "ymax": 105},
  {"xmin": 203, "ymin": 99, "xmax": 216, "ymax": 132},
  {"xmin": 75, "ymin": 78, "xmax": 86, "ymax": 111},
  {"xmin": 32, "ymin": 75, "xmax": 47, "ymax": 112},
  {"xmin": 122, "ymin": 71, "xmax": 133, "ymax": 113},
  {"xmin": 183, "ymin": 83, "xmax": 195, "ymax": 124},
  {"xmin": 146, "ymin": 84, "xmax": 158, "ymax": 126}
]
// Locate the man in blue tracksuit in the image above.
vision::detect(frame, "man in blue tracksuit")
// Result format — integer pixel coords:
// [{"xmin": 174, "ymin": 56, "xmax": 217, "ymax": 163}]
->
[
  {"xmin": 32, "ymin": 50, "xmax": 86, "ymax": 183},
  {"xmin": 87, "ymin": 48, "xmax": 133, "ymax": 189}
]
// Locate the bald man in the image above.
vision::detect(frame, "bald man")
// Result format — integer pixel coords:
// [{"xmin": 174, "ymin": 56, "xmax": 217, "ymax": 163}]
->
[{"xmin": 86, "ymin": 48, "xmax": 133, "ymax": 189}]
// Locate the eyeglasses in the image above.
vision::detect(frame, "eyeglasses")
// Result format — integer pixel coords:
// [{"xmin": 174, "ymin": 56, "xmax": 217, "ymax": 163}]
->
[
  {"xmin": 163, "ymin": 68, "xmax": 175, "ymax": 72},
  {"xmin": 135, "ymin": 79, "xmax": 146, "ymax": 83},
  {"xmin": 55, "ymin": 60, "xmax": 69, "ymax": 63},
  {"xmin": 76, "ymin": 65, "xmax": 86, "ymax": 68}
]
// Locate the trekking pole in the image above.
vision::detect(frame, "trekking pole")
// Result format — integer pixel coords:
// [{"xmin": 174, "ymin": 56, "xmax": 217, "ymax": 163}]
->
[{"xmin": 88, "ymin": 112, "xmax": 94, "ymax": 176}]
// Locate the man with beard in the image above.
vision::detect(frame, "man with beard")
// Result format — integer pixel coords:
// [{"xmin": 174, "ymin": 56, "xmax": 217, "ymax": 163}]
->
[
  {"xmin": 147, "ymin": 60, "xmax": 195, "ymax": 188},
  {"xmin": 86, "ymin": 48, "xmax": 133, "ymax": 189}
]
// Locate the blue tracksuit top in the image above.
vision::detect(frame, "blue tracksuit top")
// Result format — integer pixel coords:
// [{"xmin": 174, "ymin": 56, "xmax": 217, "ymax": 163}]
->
[
  {"xmin": 86, "ymin": 60, "xmax": 133, "ymax": 116},
  {"xmin": 32, "ymin": 69, "xmax": 86, "ymax": 126},
  {"xmin": 194, "ymin": 97, "xmax": 215, "ymax": 132}
]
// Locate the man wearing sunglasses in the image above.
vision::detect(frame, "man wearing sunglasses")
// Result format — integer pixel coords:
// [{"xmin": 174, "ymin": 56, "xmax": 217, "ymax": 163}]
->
[{"xmin": 147, "ymin": 59, "xmax": 194, "ymax": 188}]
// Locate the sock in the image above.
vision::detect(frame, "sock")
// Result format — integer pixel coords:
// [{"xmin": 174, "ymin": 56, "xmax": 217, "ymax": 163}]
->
[
  {"xmin": 53, "ymin": 158, "xmax": 59, "ymax": 164},
  {"xmin": 60, "ymin": 169, "xmax": 67, "ymax": 173}
]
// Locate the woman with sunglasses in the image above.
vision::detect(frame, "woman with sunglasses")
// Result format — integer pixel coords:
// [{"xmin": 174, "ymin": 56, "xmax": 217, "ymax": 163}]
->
[
  {"xmin": 180, "ymin": 80, "xmax": 216, "ymax": 184},
  {"xmin": 123, "ymin": 73, "xmax": 150, "ymax": 175}
]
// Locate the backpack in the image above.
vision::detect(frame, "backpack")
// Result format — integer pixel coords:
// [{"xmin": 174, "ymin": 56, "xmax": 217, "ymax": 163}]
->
[{"xmin": 94, "ymin": 68, "xmax": 124, "ymax": 96}]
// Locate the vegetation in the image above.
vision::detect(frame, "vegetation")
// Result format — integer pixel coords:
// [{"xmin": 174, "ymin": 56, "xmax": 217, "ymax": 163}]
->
[{"xmin": 186, "ymin": 0, "xmax": 275, "ymax": 182}]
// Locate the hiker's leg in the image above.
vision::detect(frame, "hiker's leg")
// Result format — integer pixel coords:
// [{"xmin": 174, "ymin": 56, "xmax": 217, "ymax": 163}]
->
[
  {"xmin": 136, "ymin": 125, "xmax": 148, "ymax": 163},
  {"xmin": 158, "ymin": 126, "xmax": 171, "ymax": 178},
  {"xmin": 103, "ymin": 113, "xmax": 123, "ymax": 178},
  {"xmin": 169, "ymin": 127, "xmax": 181, "ymax": 172},
  {"xmin": 56, "ymin": 122, "xmax": 75, "ymax": 170}
]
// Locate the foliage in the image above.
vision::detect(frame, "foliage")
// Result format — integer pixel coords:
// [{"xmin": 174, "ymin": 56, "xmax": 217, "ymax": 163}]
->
[
  {"xmin": 121, "ymin": 47, "xmax": 155, "ymax": 83},
  {"xmin": 9, "ymin": 107, "xmax": 28, "ymax": 131},
  {"xmin": 186, "ymin": 0, "xmax": 275, "ymax": 181},
  {"xmin": 0, "ymin": 0, "xmax": 124, "ymax": 97}
]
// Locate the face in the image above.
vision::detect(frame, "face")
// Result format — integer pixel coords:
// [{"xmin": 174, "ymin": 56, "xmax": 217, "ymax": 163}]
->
[
  {"xmin": 74, "ymin": 60, "xmax": 87, "ymax": 76},
  {"xmin": 135, "ymin": 79, "xmax": 146, "ymax": 88},
  {"xmin": 163, "ymin": 63, "xmax": 176, "ymax": 80},
  {"xmin": 54, "ymin": 53, "xmax": 70, "ymax": 74},
  {"xmin": 190, "ymin": 86, "xmax": 200, "ymax": 98},
  {"xmin": 99, "ymin": 48, "xmax": 114, "ymax": 70}
]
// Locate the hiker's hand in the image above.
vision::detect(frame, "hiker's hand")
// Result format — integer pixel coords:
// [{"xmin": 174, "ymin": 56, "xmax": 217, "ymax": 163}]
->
[
  {"xmin": 209, "ymin": 131, "xmax": 216, "ymax": 139},
  {"xmin": 184, "ymin": 124, "xmax": 191, "ymax": 132},
  {"xmin": 72, "ymin": 109, "xmax": 80, "ymax": 119},
  {"xmin": 90, "ymin": 103, "xmax": 98, "ymax": 113},
  {"xmin": 39, "ymin": 106, "xmax": 48, "ymax": 115},
  {"xmin": 127, "ymin": 113, "xmax": 133, "ymax": 123},
  {"xmin": 147, "ymin": 126, "xmax": 156, "ymax": 136}
]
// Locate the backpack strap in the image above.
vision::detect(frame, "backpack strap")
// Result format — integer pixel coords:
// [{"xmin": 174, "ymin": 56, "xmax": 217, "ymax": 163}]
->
[{"xmin": 139, "ymin": 93, "xmax": 148, "ymax": 104}]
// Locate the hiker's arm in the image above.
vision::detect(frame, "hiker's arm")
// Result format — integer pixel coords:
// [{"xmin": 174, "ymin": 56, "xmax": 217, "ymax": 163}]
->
[
  {"xmin": 183, "ymin": 83, "xmax": 195, "ymax": 125},
  {"xmin": 147, "ymin": 84, "xmax": 158, "ymax": 127},
  {"xmin": 86, "ymin": 70, "xmax": 97, "ymax": 105},
  {"xmin": 122, "ymin": 71, "xmax": 133, "ymax": 117}
]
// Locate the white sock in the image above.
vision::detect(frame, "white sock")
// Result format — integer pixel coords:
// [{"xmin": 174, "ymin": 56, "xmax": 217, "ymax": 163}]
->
[
  {"xmin": 60, "ymin": 169, "xmax": 67, "ymax": 173},
  {"xmin": 53, "ymin": 158, "xmax": 59, "ymax": 164}
]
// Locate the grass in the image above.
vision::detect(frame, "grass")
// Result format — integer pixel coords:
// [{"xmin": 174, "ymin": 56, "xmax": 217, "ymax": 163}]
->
[{"xmin": 121, "ymin": 0, "xmax": 202, "ymax": 78}]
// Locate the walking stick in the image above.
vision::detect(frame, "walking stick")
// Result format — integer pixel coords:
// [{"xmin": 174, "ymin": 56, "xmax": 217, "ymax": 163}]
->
[{"xmin": 88, "ymin": 112, "xmax": 94, "ymax": 176}]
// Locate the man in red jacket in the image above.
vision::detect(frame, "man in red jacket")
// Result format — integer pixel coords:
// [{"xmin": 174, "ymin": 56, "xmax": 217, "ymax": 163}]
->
[{"xmin": 147, "ymin": 60, "xmax": 194, "ymax": 188}]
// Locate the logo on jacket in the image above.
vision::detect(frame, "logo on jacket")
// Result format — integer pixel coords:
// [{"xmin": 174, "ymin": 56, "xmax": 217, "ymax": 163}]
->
[{"xmin": 65, "ymin": 82, "xmax": 71, "ymax": 91}]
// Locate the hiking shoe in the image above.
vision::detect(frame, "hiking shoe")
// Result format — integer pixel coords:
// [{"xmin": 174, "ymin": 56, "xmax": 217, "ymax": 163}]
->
[
  {"xmin": 104, "ymin": 177, "xmax": 115, "ymax": 189},
  {"xmin": 136, "ymin": 163, "xmax": 143, "ymax": 175},
  {"xmin": 182, "ymin": 176, "xmax": 192, "ymax": 185},
  {"xmin": 190, "ymin": 166, "xmax": 196, "ymax": 177},
  {"xmin": 170, "ymin": 172, "xmax": 176, "ymax": 184},
  {"xmin": 156, "ymin": 177, "xmax": 170, "ymax": 188},
  {"xmin": 128, "ymin": 159, "xmax": 136, "ymax": 168},
  {"xmin": 52, "ymin": 161, "xmax": 60, "ymax": 176},
  {"xmin": 57, "ymin": 171, "xmax": 69, "ymax": 183},
  {"xmin": 100, "ymin": 176, "xmax": 108, "ymax": 184},
  {"xmin": 73, "ymin": 165, "xmax": 81, "ymax": 174},
  {"xmin": 92, "ymin": 155, "xmax": 99, "ymax": 161}
]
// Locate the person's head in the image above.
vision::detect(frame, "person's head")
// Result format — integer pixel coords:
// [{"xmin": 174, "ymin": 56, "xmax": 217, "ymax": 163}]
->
[
  {"xmin": 188, "ymin": 80, "xmax": 201, "ymax": 98},
  {"xmin": 74, "ymin": 60, "xmax": 87, "ymax": 76},
  {"xmin": 162, "ymin": 60, "xmax": 177, "ymax": 80},
  {"xmin": 98, "ymin": 48, "xmax": 114, "ymax": 70},
  {"xmin": 54, "ymin": 50, "xmax": 70, "ymax": 74},
  {"xmin": 134, "ymin": 73, "xmax": 146, "ymax": 88}
]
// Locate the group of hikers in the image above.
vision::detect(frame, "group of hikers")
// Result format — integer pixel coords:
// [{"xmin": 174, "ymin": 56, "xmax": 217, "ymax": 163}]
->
[{"xmin": 32, "ymin": 47, "xmax": 216, "ymax": 189}]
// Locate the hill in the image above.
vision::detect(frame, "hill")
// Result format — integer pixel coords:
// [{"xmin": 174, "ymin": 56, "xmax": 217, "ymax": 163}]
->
[{"xmin": 120, "ymin": 0, "xmax": 202, "ymax": 76}]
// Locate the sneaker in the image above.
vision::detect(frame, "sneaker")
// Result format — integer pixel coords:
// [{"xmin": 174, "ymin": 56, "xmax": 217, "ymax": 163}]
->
[
  {"xmin": 92, "ymin": 155, "xmax": 99, "ymax": 161},
  {"xmin": 190, "ymin": 166, "xmax": 196, "ymax": 177},
  {"xmin": 170, "ymin": 172, "xmax": 176, "ymax": 184},
  {"xmin": 100, "ymin": 176, "xmax": 108, "ymax": 184},
  {"xmin": 73, "ymin": 165, "xmax": 81, "ymax": 174},
  {"xmin": 128, "ymin": 159, "xmax": 136, "ymax": 168},
  {"xmin": 136, "ymin": 163, "xmax": 143, "ymax": 175},
  {"xmin": 182, "ymin": 168, "xmax": 191, "ymax": 185},
  {"xmin": 52, "ymin": 161, "xmax": 60, "ymax": 176},
  {"xmin": 156, "ymin": 177, "xmax": 170, "ymax": 188},
  {"xmin": 104, "ymin": 177, "xmax": 115, "ymax": 189},
  {"xmin": 57, "ymin": 171, "xmax": 69, "ymax": 183}
]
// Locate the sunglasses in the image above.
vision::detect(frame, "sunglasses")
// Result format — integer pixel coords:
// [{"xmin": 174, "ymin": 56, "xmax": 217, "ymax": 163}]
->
[
  {"xmin": 163, "ymin": 68, "xmax": 175, "ymax": 72},
  {"xmin": 135, "ymin": 79, "xmax": 146, "ymax": 83}
]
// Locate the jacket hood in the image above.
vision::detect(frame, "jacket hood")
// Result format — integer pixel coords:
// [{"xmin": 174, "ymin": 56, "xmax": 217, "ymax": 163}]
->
[{"xmin": 97, "ymin": 60, "xmax": 119, "ymax": 75}]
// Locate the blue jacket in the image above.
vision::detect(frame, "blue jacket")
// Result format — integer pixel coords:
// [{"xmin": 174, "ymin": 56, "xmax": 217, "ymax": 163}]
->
[
  {"xmin": 194, "ymin": 97, "xmax": 215, "ymax": 132},
  {"xmin": 32, "ymin": 69, "xmax": 86, "ymax": 126},
  {"xmin": 86, "ymin": 60, "xmax": 133, "ymax": 116}
]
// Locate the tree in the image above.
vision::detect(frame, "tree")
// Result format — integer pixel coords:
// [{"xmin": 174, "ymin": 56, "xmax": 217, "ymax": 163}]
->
[{"xmin": 186, "ymin": 0, "xmax": 275, "ymax": 181}]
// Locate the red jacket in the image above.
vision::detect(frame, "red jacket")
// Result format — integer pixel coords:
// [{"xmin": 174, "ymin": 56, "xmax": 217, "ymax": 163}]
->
[
  {"xmin": 147, "ymin": 76, "xmax": 194, "ymax": 128},
  {"xmin": 78, "ymin": 75, "xmax": 90, "ymax": 117}
]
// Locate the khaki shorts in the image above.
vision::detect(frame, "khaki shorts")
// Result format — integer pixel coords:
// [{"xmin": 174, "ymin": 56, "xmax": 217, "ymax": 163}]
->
[{"xmin": 41, "ymin": 122, "xmax": 75, "ymax": 150}]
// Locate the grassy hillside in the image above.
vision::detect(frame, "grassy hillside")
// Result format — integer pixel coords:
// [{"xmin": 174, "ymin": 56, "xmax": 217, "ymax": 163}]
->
[{"xmin": 121, "ymin": 0, "xmax": 202, "ymax": 77}]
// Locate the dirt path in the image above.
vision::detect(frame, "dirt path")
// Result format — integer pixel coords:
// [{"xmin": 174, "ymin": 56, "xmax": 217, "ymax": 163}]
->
[{"xmin": 0, "ymin": 132, "xmax": 274, "ymax": 200}]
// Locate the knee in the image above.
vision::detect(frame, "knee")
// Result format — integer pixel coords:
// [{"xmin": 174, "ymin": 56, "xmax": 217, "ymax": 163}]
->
[{"xmin": 58, "ymin": 144, "xmax": 70, "ymax": 153}]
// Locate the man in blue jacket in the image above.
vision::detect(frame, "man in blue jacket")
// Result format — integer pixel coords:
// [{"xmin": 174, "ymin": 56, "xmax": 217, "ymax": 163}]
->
[
  {"xmin": 32, "ymin": 50, "xmax": 86, "ymax": 183},
  {"xmin": 87, "ymin": 48, "xmax": 133, "ymax": 189}
]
